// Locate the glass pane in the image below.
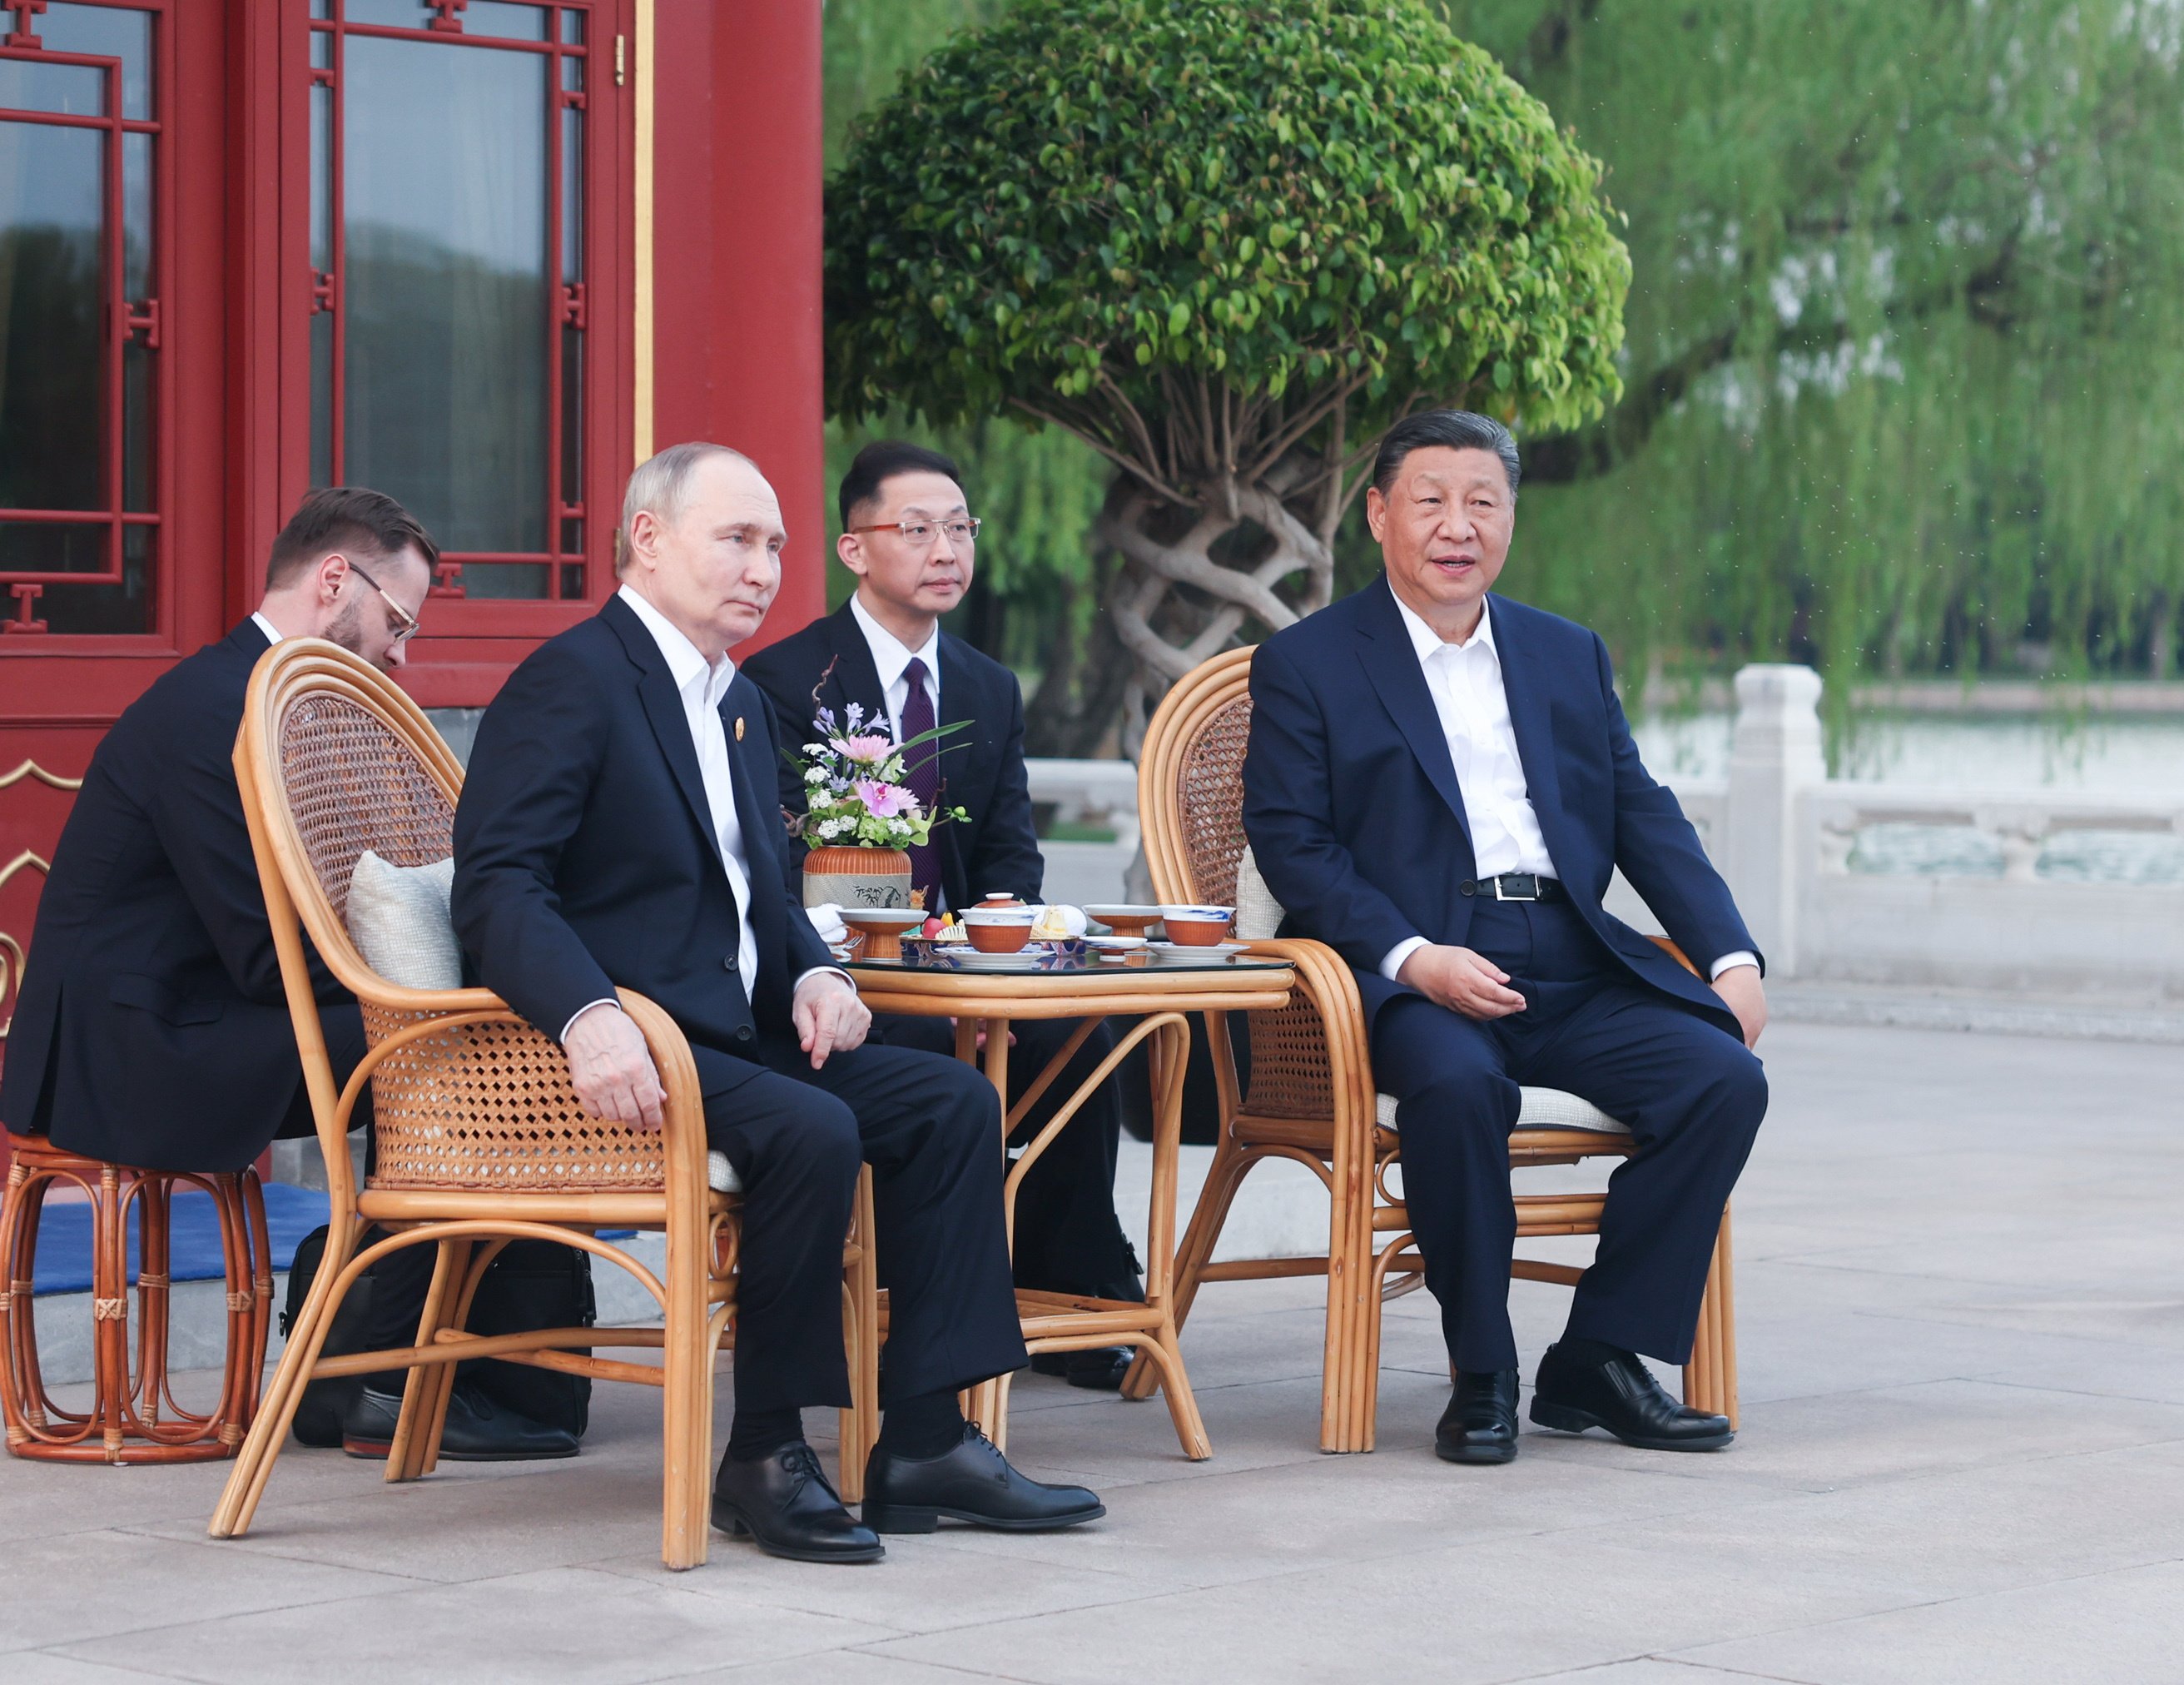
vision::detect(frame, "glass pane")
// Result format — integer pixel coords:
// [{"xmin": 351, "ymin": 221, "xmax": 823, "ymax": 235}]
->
[
  {"xmin": 559, "ymin": 321, "xmax": 580, "ymax": 498},
  {"xmin": 0, "ymin": 57, "xmax": 105, "ymax": 117},
  {"xmin": 344, "ymin": 0, "xmax": 434, "ymax": 27},
  {"xmin": 310, "ymin": 29, "xmax": 332, "ymax": 71},
  {"xmin": 32, "ymin": 522, "xmax": 152, "ymax": 634},
  {"xmin": 560, "ymin": 9, "xmax": 584, "ymax": 46},
  {"xmin": 464, "ymin": 2, "xmax": 548, "ymax": 43},
  {"xmin": 463, "ymin": 561, "xmax": 546, "ymax": 597},
  {"xmin": 0, "ymin": 520, "xmax": 107, "ymax": 574},
  {"xmin": 122, "ymin": 130, "xmax": 149, "ymax": 298},
  {"xmin": 310, "ymin": 0, "xmax": 331, "ymax": 18},
  {"xmin": 559, "ymin": 561, "xmax": 582, "ymax": 598},
  {"xmin": 309, "ymin": 82, "xmax": 331, "ymax": 270},
  {"xmin": 0, "ymin": 119, "xmax": 103, "ymax": 511},
  {"xmin": 559, "ymin": 101, "xmax": 579, "ymax": 281},
  {"xmin": 342, "ymin": 35, "xmax": 548, "ymax": 560},
  {"xmin": 122, "ymin": 340, "xmax": 150, "ymax": 510},
  {"xmin": 560, "ymin": 49, "xmax": 580, "ymax": 92},
  {"xmin": 37, "ymin": 3, "xmax": 152, "ymax": 120},
  {"xmin": 560, "ymin": 518, "xmax": 580, "ymax": 553},
  {"xmin": 309, "ymin": 311, "xmax": 334, "ymax": 487}
]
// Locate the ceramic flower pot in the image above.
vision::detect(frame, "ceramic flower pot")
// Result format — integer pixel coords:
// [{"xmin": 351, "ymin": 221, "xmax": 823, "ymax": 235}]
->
[{"xmin": 804, "ymin": 846, "xmax": 915, "ymax": 910}]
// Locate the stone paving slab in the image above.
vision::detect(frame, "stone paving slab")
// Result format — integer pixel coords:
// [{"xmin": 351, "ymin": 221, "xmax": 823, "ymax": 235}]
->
[{"xmin": 2, "ymin": 1021, "xmax": 2179, "ymax": 1683}]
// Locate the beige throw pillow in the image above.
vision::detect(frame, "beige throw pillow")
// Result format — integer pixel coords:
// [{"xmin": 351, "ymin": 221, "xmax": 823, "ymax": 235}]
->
[{"xmin": 345, "ymin": 850, "xmax": 462, "ymax": 990}]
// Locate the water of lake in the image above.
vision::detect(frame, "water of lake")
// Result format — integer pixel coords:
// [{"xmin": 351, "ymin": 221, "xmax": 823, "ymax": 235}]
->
[{"xmin": 1631, "ymin": 711, "xmax": 2184, "ymax": 885}]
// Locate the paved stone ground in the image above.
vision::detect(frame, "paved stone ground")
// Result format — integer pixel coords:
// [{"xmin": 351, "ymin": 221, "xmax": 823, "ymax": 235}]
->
[{"xmin": 4, "ymin": 1021, "xmax": 2180, "ymax": 1684}]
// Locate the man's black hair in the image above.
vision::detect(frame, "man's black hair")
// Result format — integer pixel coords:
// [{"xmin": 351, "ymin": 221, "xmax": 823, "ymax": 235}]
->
[
  {"xmin": 1370, "ymin": 410, "xmax": 1521, "ymax": 500},
  {"xmin": 265, "ymin": 486, "xmax": 439, "ymax": 592},
  {"xmin": 837, "ymin": 440, "xmax": 965, "ymax": 532}
]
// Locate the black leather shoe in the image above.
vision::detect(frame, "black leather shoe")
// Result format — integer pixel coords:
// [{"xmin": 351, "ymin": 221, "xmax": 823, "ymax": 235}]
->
[
  {"xmin": 1530, "ymin": 1342, "xmax": 1734, "ymax": 1452},
  {"xmin": 863, "ymin": 1423, "xmax": 1106, "ymax": 1533},
  {"xmin": 1436, "ymin": 1369, "xmax": 1519, "ymax": 1464},
  {"xmin": 341, "ymin": 1381, "xmax": 578, "ymax": 1462},
  {"xmin": 712, "ymin": 1441, "xmax": 885, "ymax": 1564},
  {"xmin": 1030, "ymin": 1347, "xmax": 1134, "ymax": 1390}
]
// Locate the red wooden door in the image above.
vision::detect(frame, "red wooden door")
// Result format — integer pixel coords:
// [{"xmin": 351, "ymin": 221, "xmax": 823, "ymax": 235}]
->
[{"xmin": 1, "ymin": 1, "xmax": 226, "ymax": 1081}]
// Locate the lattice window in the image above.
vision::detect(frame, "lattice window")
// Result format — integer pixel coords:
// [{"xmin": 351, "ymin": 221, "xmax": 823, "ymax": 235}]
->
[
  {"xmin": 0, "ymin": 1, "xmax": 164, "ymax": 635},
  {"xmin": 307, "ymin": 0, "xmax": 593, "ymax": 601}
]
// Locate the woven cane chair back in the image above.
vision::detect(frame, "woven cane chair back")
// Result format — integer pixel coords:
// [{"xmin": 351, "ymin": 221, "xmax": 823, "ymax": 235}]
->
[
  {"xmin": 241, "ymin": 639, "xmax": 668, "ymax": 1194},
  {"xmin": 1139, "ymin": 647, "xmax": 1335, "ymax": 1121}
]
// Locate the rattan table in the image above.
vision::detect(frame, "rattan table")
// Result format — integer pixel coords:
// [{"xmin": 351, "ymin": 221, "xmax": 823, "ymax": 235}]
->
[{"xmin": 847, "ymin": 950, "xmax": 1294, "ymax": 1459}]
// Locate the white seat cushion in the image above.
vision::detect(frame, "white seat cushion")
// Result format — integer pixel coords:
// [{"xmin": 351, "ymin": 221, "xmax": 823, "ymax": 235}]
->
[
  {"xmin": 345, "ymin": 850, "xmax": 461, "ymax": 989},
  {"xmin": 707, "ymin": 1150, "xmax": 742, "ymax": 1194},
  {"xmin": 1377, "ymin": 1087, "xmax": 1631, "ymax": 1136},
  {"xmin": 1233, "ymin": 846, "xmax": 1284, "ymax": 942}
]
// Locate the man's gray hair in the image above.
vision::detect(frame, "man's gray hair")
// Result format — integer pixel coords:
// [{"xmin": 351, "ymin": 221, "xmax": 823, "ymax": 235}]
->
[{"xmin": 616, "ymin": 441, "xmax": 755, "ymax": 574}]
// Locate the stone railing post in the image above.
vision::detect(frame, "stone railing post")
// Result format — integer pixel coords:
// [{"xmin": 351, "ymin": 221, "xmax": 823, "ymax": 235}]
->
[{"xmin": 1722, "ymin": 664, "xmax": 1826, "ymax": 976}]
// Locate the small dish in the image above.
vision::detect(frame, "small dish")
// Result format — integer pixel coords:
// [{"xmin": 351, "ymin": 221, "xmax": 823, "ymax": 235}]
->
[
  {"xmin": 838, "ymin": 907, "xmax": 927, "ymax": 960},
  {"xmin": 1085, "ymin": 934, "xmax": 1148, "ymax": 951},
  {"xmin": 1083, "ymin": 903, "xmax": 1164, "ymax": 938}
]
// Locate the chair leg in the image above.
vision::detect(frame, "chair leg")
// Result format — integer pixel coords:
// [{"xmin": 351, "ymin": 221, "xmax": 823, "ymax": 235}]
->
[
  {"xmin": 661, "ymin": 1208, "xmax": 712, "ymax": 1571},
  {"xmin": 1120, "ymin": 1131, "xmax": 1255, "ymax": 1403},
  {"xmin": 387, "ymin": 1238, "xmax": 471, "ymax": 1484},
  {"xmin": 211, "ymin": 1216, "xmax": 369, "ymax": 1538},
  {"xmin": 1319, "ymin": 1180, "xmax": 1379, "ymax": 1455},
  {"xmin": 1680, "ymin": 1205, "xmax": 1738, "ymax": 1429},
  {"xmin": 1126, "ymin": 1324, "xmax": 1211, "ymax": 1461},
  {"xmin": 836, "ymin": 1169, "xmax": 878, "ymax": 1504}
]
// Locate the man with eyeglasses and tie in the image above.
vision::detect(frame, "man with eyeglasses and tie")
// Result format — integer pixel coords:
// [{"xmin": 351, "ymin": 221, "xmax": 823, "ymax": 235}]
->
[
  {"xmin": 2, "ymin": 487, "xmax": 576, "ymax": 1463},
  {"xmin": 744, "ymin": 442, "xmax": 1149, "ymax": 1389}
]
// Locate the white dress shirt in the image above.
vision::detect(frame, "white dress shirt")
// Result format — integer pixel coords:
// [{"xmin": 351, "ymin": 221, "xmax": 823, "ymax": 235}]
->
[
  {"xmin": 1379, "ymin": 594, "xmax": 1755, "ymax": 985},
  {"xmin": 561, "ymin": 586, "xmax": 846, "ymax": 1042},
  {"xmin": 251, "ymin": 610, "xmax": 282, "ymax": 645},
  {"xmin": 848, "ymin": 590, "xmax": 942, "ymax": 743}
]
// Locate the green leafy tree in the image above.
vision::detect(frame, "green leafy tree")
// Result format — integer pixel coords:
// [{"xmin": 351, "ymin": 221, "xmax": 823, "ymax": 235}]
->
[
  {"xmin": 827, "ymin": 0, "xmax": 1629, "ymax": 745},
  {"xmin": 1442, "ymin": 0, "xmax": 2184, "ymax": 699}
]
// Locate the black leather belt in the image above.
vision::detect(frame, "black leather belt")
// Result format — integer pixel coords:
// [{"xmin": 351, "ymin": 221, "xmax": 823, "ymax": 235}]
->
[{"xmin": 1459, "ymin": 872, "xmax": 1564, "ymax": 902}]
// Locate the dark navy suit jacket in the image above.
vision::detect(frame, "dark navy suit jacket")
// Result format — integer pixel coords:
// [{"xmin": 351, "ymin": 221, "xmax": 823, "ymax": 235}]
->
[
  {"xmin": 2, "ymin": 621, "xmax": 348, "ymax": 1170},
  {"xmin": 452, "ymin": 594, "xmax": 836, "ymax": 1088},
  {"xmin": 1242, "ymin": 578, "xmax": 1757, "ymax": 1037},
  {"xmin": 742, "ymin": 600, "xmax": 1043, "ymax": 911}
]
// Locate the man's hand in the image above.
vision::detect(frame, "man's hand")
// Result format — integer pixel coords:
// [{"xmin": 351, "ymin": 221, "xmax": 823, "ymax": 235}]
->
[
  {"xmin": 1397, "ymin": 943, "xmax": 1527, "ymax": 1020},
  {"xmin": 795, "ymin": 971, "xmax": 870, "ymax": 1069},
  {"xmin": 1710, "ymin": 964, "xmax": 1768, "ymax": 1049},
  {"xmin": 563, "ymin": 1003, "xmax": 665, "ymax": 1129}
]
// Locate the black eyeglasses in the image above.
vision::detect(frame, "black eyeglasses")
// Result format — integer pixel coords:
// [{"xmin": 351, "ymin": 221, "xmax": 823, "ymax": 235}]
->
[{"xmin": 346, "ymin": 559, "xmax": 420, "ymax": 645}]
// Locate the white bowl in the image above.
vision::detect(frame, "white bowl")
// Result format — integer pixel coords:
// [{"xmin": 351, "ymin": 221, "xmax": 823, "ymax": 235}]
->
[{"xmin": 960, "ymin": 905, "xmax": 1039, "ymax": 925}]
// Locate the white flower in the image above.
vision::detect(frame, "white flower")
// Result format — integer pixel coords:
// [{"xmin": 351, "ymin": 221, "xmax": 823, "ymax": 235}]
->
[{"xmin": 803, "ymin": 767, "xmax": 826, "ymax": 783}]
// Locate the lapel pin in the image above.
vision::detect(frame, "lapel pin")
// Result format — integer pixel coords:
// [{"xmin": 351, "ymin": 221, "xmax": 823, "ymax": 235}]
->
[{"xmin": 734, "ymin": 716, "xmax": 746, "ymax": 741}]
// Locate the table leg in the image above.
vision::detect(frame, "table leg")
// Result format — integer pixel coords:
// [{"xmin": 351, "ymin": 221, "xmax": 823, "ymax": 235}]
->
[{"xmin": 1141, "ymin": 1014, "xmax": 1209, "ymax": 1459}]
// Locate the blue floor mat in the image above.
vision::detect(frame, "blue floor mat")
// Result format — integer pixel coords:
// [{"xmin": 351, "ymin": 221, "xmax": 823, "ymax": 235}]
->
[{"xmin": 27, "ymin": 1182, "xmax": 331, "ymax": 1296}]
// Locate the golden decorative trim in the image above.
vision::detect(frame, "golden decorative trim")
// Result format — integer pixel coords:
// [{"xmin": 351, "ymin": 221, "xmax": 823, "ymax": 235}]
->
[
  {"xmin": 0, "ymin": 760, "xmax": 83, "ymax": 793},
  {"xmin": 633, "ymin": 0, "xmax": 655, "ymax": 466}
]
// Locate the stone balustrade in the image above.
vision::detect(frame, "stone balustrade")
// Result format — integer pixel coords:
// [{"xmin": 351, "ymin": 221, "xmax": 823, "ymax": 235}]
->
[{"xmin": 1027, "ymin": 662, "xmax": 2184, "ymax": 1005}]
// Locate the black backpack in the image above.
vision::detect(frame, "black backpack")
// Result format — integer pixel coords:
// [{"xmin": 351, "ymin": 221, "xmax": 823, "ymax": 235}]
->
[{"xmin": 280, "ymin": 1228, "xmax": 596, "ymax": 1444}]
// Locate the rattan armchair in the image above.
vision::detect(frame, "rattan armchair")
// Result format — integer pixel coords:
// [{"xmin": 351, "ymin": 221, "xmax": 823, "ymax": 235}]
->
[
  {"xmin": 206, "ymin": 639, "xmax": 876, "ymax": 1570},
  {"xmin": 1123, "ymin": 646, "xmax": 1736, "ymax": 1453}
]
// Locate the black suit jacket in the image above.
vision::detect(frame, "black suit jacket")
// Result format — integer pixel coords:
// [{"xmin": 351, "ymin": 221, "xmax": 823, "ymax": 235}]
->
[
  {"xmin": 452, "ymin": 594, "xmax": 838, "ymax": 1084},
  {"xmin": 1243, "ymin": 578, "xmax": 1758, "ymax": 1037},
  {"xmin": 2, "ymin": 621, "xmax": 348, "ymax": 1171},
  {"xmin": 741, "ymin": 599, "xmax": 1044, "ymax": 909}
]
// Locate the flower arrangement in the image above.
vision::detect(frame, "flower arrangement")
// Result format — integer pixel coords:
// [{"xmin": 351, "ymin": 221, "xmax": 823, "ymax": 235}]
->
[{"xmin": 789, "ymin": 703, "xmax": 967, "ymax": 849}]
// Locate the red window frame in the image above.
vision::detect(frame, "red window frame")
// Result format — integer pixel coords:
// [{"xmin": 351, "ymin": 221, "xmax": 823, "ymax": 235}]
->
[
  {"xmin": 278, "ymin": 0, "xmax": 632, "ymax": 702},
  {"xmin": 0, "ymin": 0, "xmax": 176, "ymax": 649}
]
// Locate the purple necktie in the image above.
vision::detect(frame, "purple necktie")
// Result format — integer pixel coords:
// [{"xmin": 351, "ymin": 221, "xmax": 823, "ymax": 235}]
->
[{"xmin": 901, "ymin": 657, "xmax": 942, "ymax": 909}]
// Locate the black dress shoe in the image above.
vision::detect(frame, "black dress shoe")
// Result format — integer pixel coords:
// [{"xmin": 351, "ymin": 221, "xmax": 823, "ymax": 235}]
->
[
  {"xmin": 1030, "ymin": 1347, "xmax": 1134, "ymax": 1390},
  {"xmin": 712, "ymin": 1441, "xmax": 885, "ymax": 1564},
  {"xmin": 1530, "ymin": 1341, "xmax": 1734, "ymax": 1452},
  {"xmin": 1435, "ymin": 1369, "xmax": 1519, "ymax": 1464},
  {"xmin": 341, "ymin": 1381, "xmax": 579, "ymax": 1462},
  {"xmin": 863, "ymin": 1423, "xmax": 1106, "ymax": 1533}
]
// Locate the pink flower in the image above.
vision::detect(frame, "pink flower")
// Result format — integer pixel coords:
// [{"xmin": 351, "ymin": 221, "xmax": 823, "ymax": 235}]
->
[
  {"xmin": 831, "ymin": 734, "xmax": 894, "ymax": 763},
  {"xmin": 853, "ymin": 779, "xmax": 915, "ymax": 818}
]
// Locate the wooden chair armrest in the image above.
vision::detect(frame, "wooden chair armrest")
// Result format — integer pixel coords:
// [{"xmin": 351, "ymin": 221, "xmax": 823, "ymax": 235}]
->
[{"xmin": 1647, "ymin": 935, "xmax": 1703, "ymax": 979}]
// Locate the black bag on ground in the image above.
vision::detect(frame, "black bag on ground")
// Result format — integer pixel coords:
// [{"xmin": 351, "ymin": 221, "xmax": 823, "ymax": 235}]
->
[{"xmin": 279, "ymin": 1228, "xmax": 596, "ymax": 1444}]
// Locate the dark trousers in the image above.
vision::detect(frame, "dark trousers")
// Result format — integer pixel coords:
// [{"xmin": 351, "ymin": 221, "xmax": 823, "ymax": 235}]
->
[
  {"xmin": 1369, "ymin": 897, "xmax": 1766, "ymax": 1374},
  {"xmin": 695, "ymin": 1036, "xmax": 1027, "ymax": 1414},
  {"xmin": 875, "ymin": 1013, "xmax": 1143, "ymax": 1300}
]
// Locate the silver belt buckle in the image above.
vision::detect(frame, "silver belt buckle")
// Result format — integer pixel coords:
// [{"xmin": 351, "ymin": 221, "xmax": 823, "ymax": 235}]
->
[{"xmin": 1494, "ymin": 874, "xmax": 1537, "ymax": 902}]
